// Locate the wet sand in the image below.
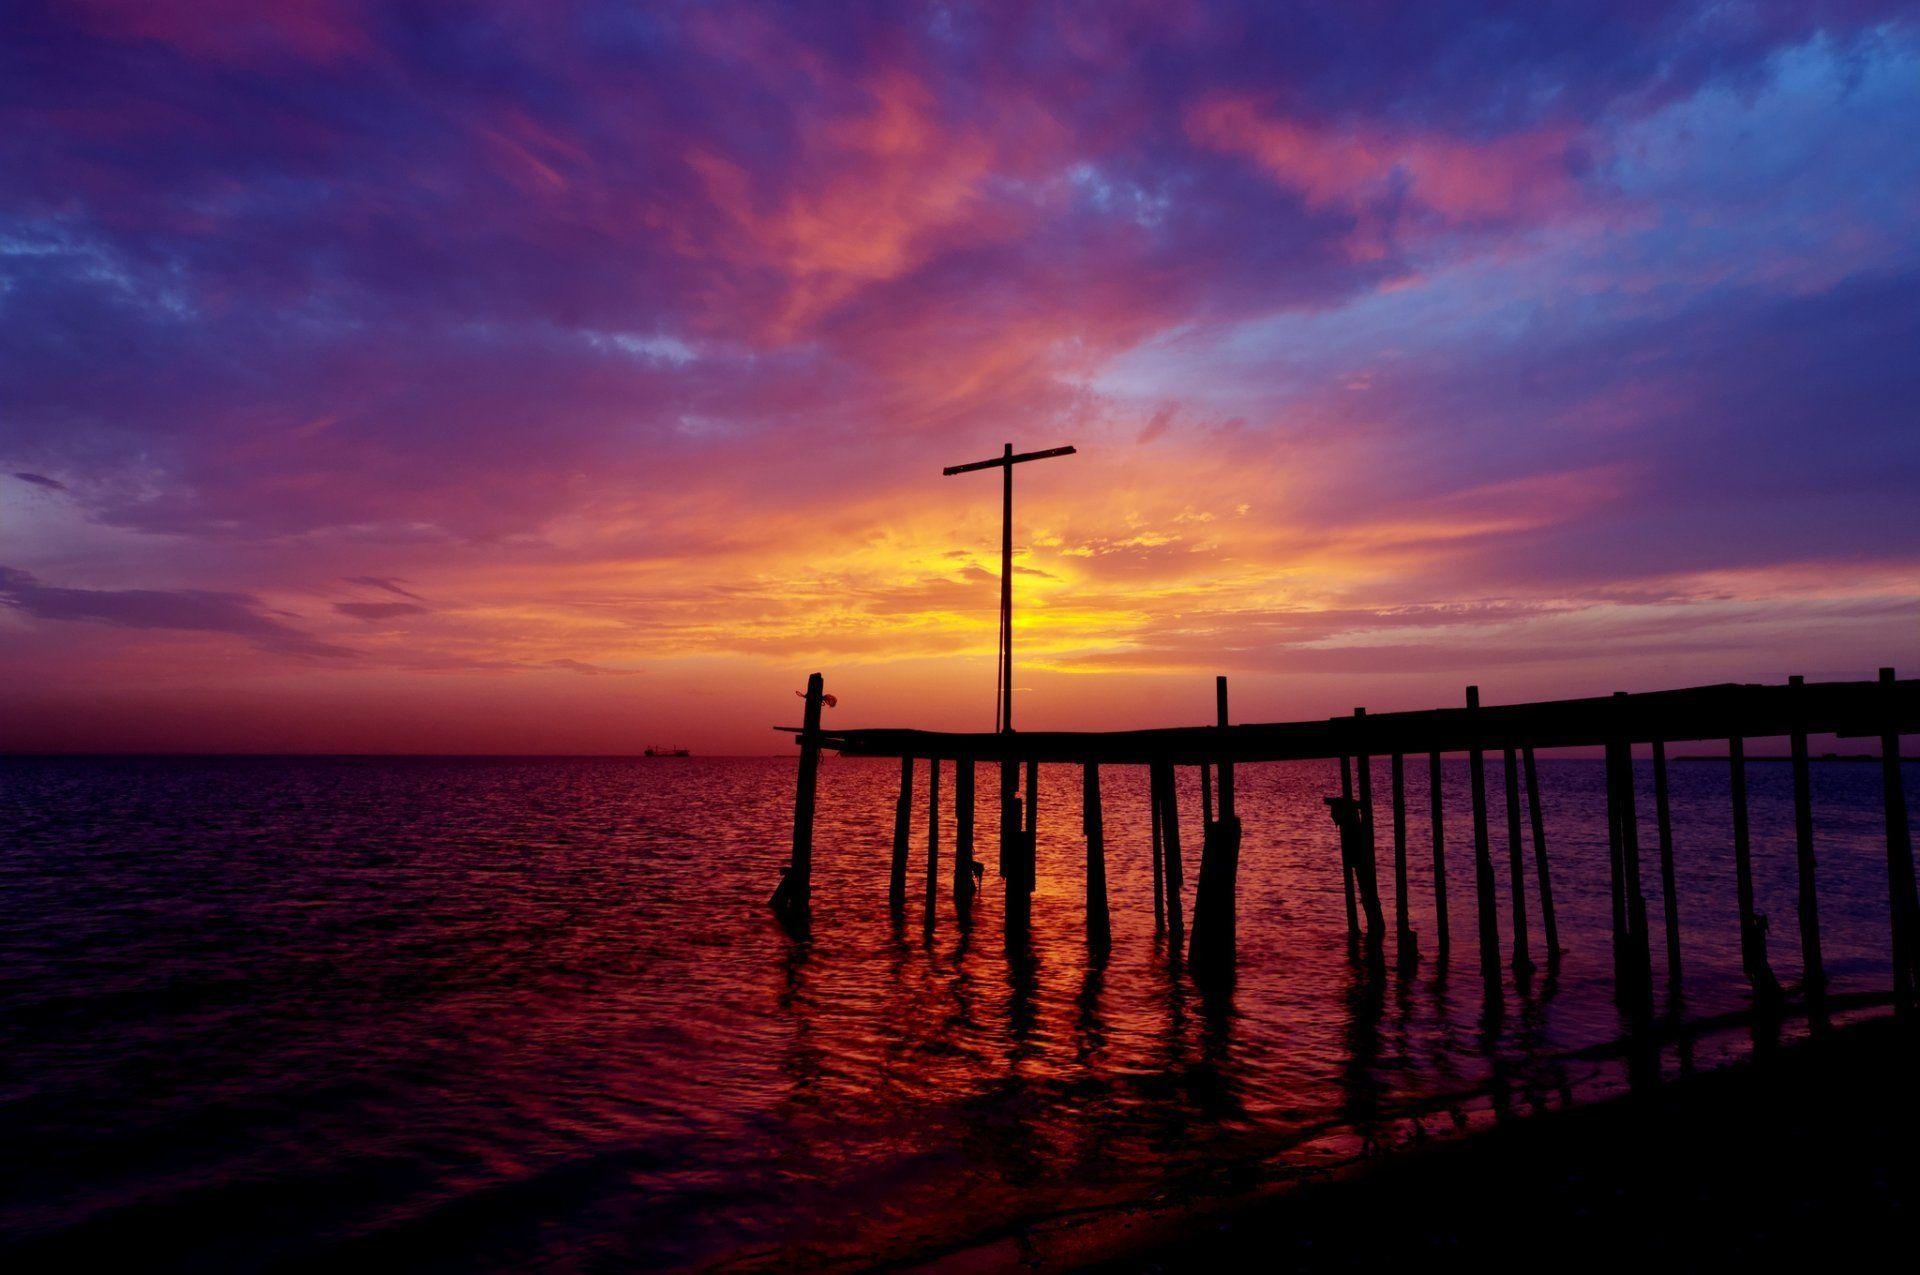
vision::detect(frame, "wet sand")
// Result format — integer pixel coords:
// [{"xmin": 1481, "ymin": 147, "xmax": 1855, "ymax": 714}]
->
[{"xmin": 915, "ymin": 1014, "xmax": 1917, "ymax": 1272}]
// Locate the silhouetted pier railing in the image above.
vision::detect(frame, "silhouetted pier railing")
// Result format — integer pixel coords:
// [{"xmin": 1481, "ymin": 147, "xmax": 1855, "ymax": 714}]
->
[{"xmin": 770, "ymin": 670, "xmax": 1919, "ymax": 1019}]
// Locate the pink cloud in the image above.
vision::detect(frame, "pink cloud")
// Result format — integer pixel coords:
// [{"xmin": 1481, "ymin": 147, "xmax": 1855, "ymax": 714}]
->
[
  {"xmin": 73, "ymin": 0, "xmax": 371, "ymax": 66},
  {"xmin": 1187, "ymin": 94, "xmax": 1584, "ymax": 256}
]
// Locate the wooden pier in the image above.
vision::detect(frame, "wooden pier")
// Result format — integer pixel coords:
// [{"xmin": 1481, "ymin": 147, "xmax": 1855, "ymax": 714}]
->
[{"xmin": 773, "ymin": 670, "xmax": 1920, "ymax": 1013}]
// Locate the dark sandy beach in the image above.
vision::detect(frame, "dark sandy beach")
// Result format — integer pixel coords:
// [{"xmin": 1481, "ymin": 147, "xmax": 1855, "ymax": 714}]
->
[{"xmin": 1022, "ymin": 1014, "xmax": 1916, "ymax": 1272}]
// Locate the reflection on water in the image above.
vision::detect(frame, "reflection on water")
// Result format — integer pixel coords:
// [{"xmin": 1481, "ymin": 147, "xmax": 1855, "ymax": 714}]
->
[{"xmin": 0, "ymin": 754, "xmax": 1911, "ymax": 1268}]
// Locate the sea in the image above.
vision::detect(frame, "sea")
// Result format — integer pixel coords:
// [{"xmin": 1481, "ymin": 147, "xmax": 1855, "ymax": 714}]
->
[{"xmin": 1, "ymin": 754, "xmax": 1912, "ymax": 1269}]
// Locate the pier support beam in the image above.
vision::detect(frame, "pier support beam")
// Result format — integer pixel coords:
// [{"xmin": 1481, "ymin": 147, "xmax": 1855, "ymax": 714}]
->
[
  {"xmin": 1150, "ymin": 778, "xmax": 1165, "ymax": 934},
  {"xmin": 1730, "ymin": 736, "xmax": 1782, "ymax": 1005},
  {"xmin": 1392, "ymin": 752, "xmax": 1416, "ymax": 968},
  {"xmin": 1025, "ymin": 759, "xmax": 1040, "ymax": 904},
  {"xmin": 1152, "ymin": 759, "xmax": 1184, "ymax": 941},
  {"xmin": 1001, "ymin": 759, "xmax": 1029, "ymax": 932},
  {"xmin": 925, "ymin": 758, "xmax": 941, "ymax": 922},
  {"xmin": 1466, "ymin": 686, "xmax": 1501, "ymax": 994},
  {"xmin": 1787, "ymin": 676, "xmax": 1825, "ymax": 1001},
  {"xmin": 890, "ymin": 756, "xmax": 914, "ymax": 915},
  {"xmin": 1605, "ymin": 738, "xmax": 1628, "ymax": 988},
  {"xmin": 1430, "ymin": 751, "xmax": 1449, "ymax": 960},
  {"xmin": 1880, "ymin": 667, "xmax": 1919, "ymax": 1015},
  {"xmin": 1340, "ymin": 756, "xmax": 1360, "ymax": 944},
  {"xmin": 1084, "ymin": 763, "xmax": 1110, "ymax": 948},
  {"xmin": 1191, "ymin": 676, "xmax": 1242, "ymax": 979},
  {"xmin": 954, "ymin": 760, "xmax": 976, "ymax": 920},
  {"xmin": 1353, "ymin": 710, "xmax": 1386, "ymax": 959},
  {"xmin": 1502, "ymin": 747, "xmax": 1534, "ymax": 976},
  {"xmin": 771, "ymin": 671, "xmax": 823, "ymax": 932},
  {"xmin": 1611, "ymin": 710, "xmax": 1652, "ymax": 1010},
  {"xmin": 1522, "ymin": 746, "xmax": 1559, "ymax": 963},
  {"xmin": 1653, "ymin": 740, "xmax": 1681, "ymax": 985}
]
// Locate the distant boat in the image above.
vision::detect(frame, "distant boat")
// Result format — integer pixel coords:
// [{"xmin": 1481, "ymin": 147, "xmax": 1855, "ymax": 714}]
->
[{"xmin": 644, "ymin": 746, "xmax": 691, "ymax": 757}]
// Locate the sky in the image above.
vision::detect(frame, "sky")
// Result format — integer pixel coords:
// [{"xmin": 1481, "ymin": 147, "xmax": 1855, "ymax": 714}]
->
[{"xmin": 2, "ymin": 0, "xmax": 1917, "ymax": 754}]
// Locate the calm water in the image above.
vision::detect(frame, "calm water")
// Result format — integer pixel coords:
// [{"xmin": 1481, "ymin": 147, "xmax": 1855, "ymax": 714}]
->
[{"xmin": 1, "ymin": 754, "xmax": 1912, "ymax": 1269}]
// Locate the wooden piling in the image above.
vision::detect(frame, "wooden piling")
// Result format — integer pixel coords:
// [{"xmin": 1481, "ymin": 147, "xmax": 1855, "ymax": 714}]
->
[
  {"xmin": 1787, "ymin": 676, "xmax": 1825, "ymax": 997},
  {"xmin": 1217, "ymin": 675, "xmax": 1235, "ymax": 817},
  {"xmin": 1151, "ymin": 778, "xmax": 1165, "ymax": 934},
  {"xmin": 1191, "ymin": 675, "xmax": 1242, "ymax": 976},
  {"xmin": 1604, "ymin": 738, "xmax": 1628, "ymax": 987},
  {"xmin": 1023, "ymin": 758, "xmax": 1039, "ymax": 906},
  {"xmin": 1392, "ymin": 752, "xmax": 1415, "ymax": 966},
  {"xmin": 1001, "ymin": 759, "xmax": 1028, "ymax": 930},
  {"xmin": 1430, "ymin": 751, "xmax": 1450, "ymax": 958},
  {"xmin": 1652, "ymin": 739, "xmax": 1681, "ymax": 983},
  {"xmin": 925, "ymin": 758, "xmax": 941, "ymax": 920},
  {"xmin": 1354, "ymin": 711, "xmax": 1386, "ymax": 954},
  {"xmin": 1613, "ymin": 706, "xmax": 1651, "ymax": 1006},
  {"xmin": 954, "ymin": 760, "xmax": 976, "ymax": 917},
  {"xmin": 1153, "ymin": 759, "xmax": 1185, "ymax": 939},
  {"xmin": 1340, "ymin": 754, "xmax": 1360, "ymax": 941},
  {"xmin": 1466, "ymin": 686, "xmax": 1501, "ymax": 991},
  {"xmin": 1502, "ymin": 747, "xmax": 1534, "ymax": 974},
  {"xmin": 1880, "ymin": 667, "xmax": 1919, "ymax": 1014},
  {"xmin": 890, "ymin": 755, "xmax": 914, "ymax": 913},
  {"xmin": 771, "ymin": 671, "xmax": 824, "ymax": 926},
  {"xmin": 1522, "ymin": 746, "xmax": 1559, "ymax": 960},
  {"xmin": 1729, "ymin": 735, "xmax": 1781, "ymax": 1003},
  {"xmin": 1084, "ymin": 762, "xmax": 1110, "ymax": 947}
]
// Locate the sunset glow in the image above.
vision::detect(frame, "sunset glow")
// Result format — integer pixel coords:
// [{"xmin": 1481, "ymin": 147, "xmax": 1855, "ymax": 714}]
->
[{"xmin": 3, "ymin": 1, "xmax": 1916, "ymax": 752}]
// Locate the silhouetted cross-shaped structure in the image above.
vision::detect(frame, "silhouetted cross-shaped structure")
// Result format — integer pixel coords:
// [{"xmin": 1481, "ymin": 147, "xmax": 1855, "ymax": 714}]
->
[{"xmin": 943, "ymin": 442, "xmax": 1076, "ymax": 733}]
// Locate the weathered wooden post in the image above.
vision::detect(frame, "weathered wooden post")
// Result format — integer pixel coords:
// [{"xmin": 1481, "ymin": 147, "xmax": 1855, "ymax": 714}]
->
[
  {"xmin": 1153, "ymin": 759, "xmax": 1185, "ymax": 940},
  {"xmin": 1339, "ymin": 754, "xmax": 1360, "ymax": 943},
  {"xmin": 1604, "ymin": 737, "xmax": 1628, "ymax": 988},
  {"xmin": 891, "ymin": 756, "xmax": 914, "ymax": 914},
  {"xmin": 1729, "ymin": 735, "xmax": 1782, "ymax": 1004},
  {"xmin": 1084, "ymin": 763, "xmax": 1110, "ymax": 947},
  {"xmin": 1879, "ymin": 667, "xmax": 1918, "ymax": 1015},
  {"xmin": 1652, "ymin": 739, "xmax": 1681, "ymax": 983},
  {"xmin": 1392, "ymin": 752, "xmax": 1415, "ymax": 968},
  {"xmin": 1466, "ymin": 686, "xmax": 1501, "ymax": 993},
  {"xmin": 1522, "ymin": 746, "xmax": 1559, "ymax": 961},
  {"xmin": 1001, "ymin": 758, "xmax": 1028, "ymax": 931},
  {"xmin": 1502, "ymin": 747, "xmax": 1534, "ymax": 975},
  {"xmin": 1613, "ymin": 694, "xmax": 1651, "ymax": 1004},
  {"xmin": 1787, "ymin": 676, "xmax": 1825, "ymax": 998},
  {"xmin": 1024, "ymin": 758, "xmax": 1040, "ymax": 903},
  {"xmin": 771, "ymin": 671, "xmax": 824, "ymax": 930},
  {"xmin": 925, "ymin": 757, "xmax": 941, "ymax": 921},
  {"xmin": 1150, "ymin": 777, "xmax": 1165, "ymax": 934},
  {"xmin": 1352, "ymin": 709, "xmax": 1386, "ymax": 956},
  {"xmin": 954, "ymin": 759, "xmax": 976, "ymax": 918},
  {"xmin": 1430, "ymin": 751, "xmax": 1449, "ymax": 959},
  {"xmin": 1190, "ymin": 676, "xmax": 1242, "ymax": 978}
]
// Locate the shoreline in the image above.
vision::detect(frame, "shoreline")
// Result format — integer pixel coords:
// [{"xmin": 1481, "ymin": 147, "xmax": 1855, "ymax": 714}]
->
[{"xmin": 907, "ymin": 1013, "xmax": 1916, "ymax": 1271}]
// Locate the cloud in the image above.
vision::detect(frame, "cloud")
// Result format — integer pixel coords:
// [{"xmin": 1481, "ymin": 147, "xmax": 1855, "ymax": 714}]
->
[
  {"xmin": 1, "ymin": 3, "xmax": 1917, "ymax": 749},
  {"xmin": 1186, "ymin": 94, "xmax": 1585, "ymax": 255},
  {"xmin": 0, "ymin": 566, "xmax": 356, "ymax": 658},
  {"xmin": 333, "ymin": 600, "xmax": 426, "ymax": 621},
  {"xmin": 342, "ymin": 575, "xmax": 424, "ymax": 600},
  {"xmin": 545, "ymin": 657, "xmax": 637, "ymax": 675}
]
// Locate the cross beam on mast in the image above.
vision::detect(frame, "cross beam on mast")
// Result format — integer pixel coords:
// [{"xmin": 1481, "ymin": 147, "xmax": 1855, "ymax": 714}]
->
[{"xmin": 942, "ymin": 443, "xmax": 1076, "ymax": 734}]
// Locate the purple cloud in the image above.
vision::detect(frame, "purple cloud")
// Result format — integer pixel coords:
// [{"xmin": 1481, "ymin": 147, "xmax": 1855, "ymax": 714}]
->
[
  {"xmin": 333, "ymin": 600, "xmax": 426, "ymax": 621},
  {"xmin": 343, "ymin": 576, "xmax": 424, "ymax": 600},
  {"xmin": 0, "ymin": 566, "xmax": 355, "ymax": 658}
]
